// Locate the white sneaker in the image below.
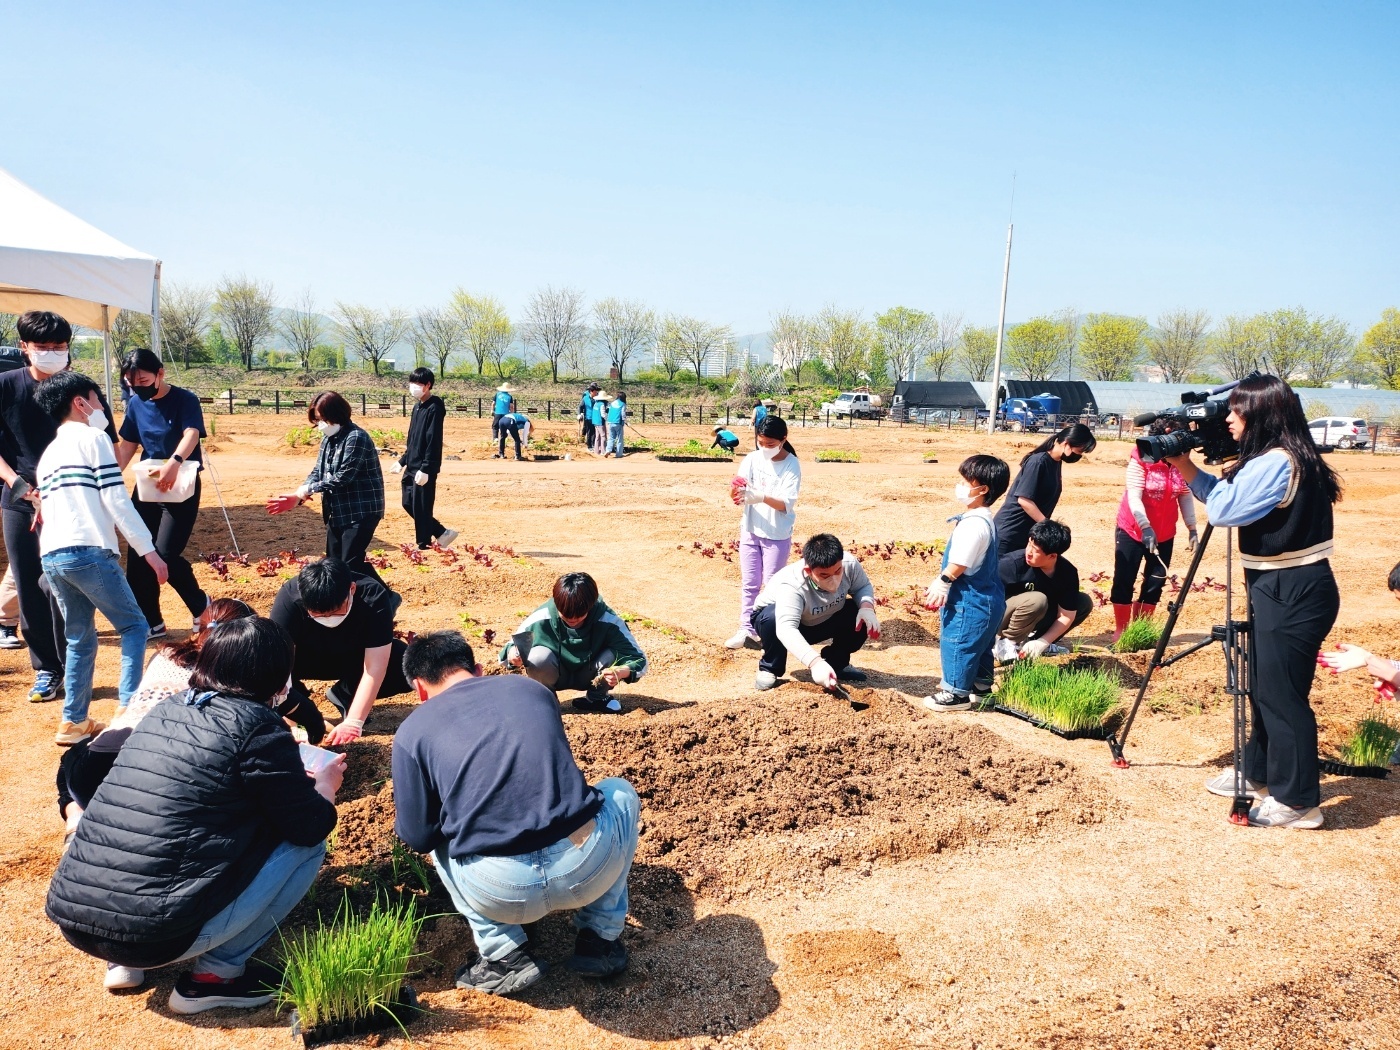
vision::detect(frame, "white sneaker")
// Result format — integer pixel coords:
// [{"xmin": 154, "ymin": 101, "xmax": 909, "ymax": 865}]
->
[
  {"xmin": 993, "ymin": 637, "xmax": 1020, "ymax": 665},
  {"xmin": 1247, "ymin": 796, "xmax": 1324, "ymax": 830},
  {"xmin": 1204, "ymin": 770, "xmax": 1268, "ymax": 800},
  {"xmin": 105, "ymin": 963, "xmax": 145, "ymax": 991},
  {"xmin": 725, "ymin": 630, "xmax": 759, "ymax": 649},
  {"xmin": 922, "ymin": 690, "xmax": 972, "ymax": 713},
  {"xmin": 754, "ymin": 671, "xmax": 778, "ymax": 691},
  {"xmin": 437, "ymin": 528, "xmax": 459, "ymax": 549}
]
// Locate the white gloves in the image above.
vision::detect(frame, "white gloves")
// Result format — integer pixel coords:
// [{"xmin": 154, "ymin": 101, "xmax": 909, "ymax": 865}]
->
[
  {"xmin": 1319, "ymin": 644, "xmax": 1371, "ymax": 673},
  {"xmin": 1020, "ymin": 638, "xmax": 1050, "ymax": 659},
  {"xmin": 856, "ymin": 605, "xmax": 881, "ymax": 640},
  {"xmin": 809, "ymin": 658, "xmax": 838, "ymax": 689},
  {"xmin": 389, "ymin": 462, "xmax": 404, "ymax": 475},
  {"xmin": 295, "ymin": 484, "xmax": 310, "ymax": 500},
  {"xmin": 1140, "ymin": 526, "xmax": 1158, "ymax": 555},
  {"xmin": 1186, "ymin": 529, "xmax": 1199, "ymax": 553},
  {"xmin": 414, "ymin": 470, "xmax": 430, "ymax": 486},
  {"xmin": 924, "ymin": 576, "xmax": 952, "ymax": 609},
  {"xmin": 741, "ymin": 486, "xmax": 766, "ymax": 505}
]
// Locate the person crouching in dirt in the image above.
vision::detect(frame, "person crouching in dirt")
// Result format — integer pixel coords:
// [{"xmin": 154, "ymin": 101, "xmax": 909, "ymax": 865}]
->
[
  {"xmin": 502, "ymin": 571, "xmax": 648, "ymax": 714},
  {"xmin": 993, "ymin": 519, "xmax": 1094, "ymax": 664},
  {"xmin": 749, "ymin": 533, "xmax": 879, "ymax": 692},
  {"xmin": 394, "ymin": 630, "xmax": 639, "ymax": 995},
  {"xmin": 711, "ymin": 425, "xmax": 740, "ymax": 454},
  {"xmin": 494, "ymin": 410, "xmax": 531, "ymax": 461}
]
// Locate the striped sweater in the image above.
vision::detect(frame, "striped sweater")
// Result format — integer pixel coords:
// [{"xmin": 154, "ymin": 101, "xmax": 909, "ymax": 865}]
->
[{"xmin": 36, "ymin": 422, "xmax": 154, "ymax": 558}]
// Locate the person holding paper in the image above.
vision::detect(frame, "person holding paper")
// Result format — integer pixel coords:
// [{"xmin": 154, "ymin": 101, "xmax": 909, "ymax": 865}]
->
[{"xmin": 114, "ymin": 348, "xmax": 211, "ymax": 639}]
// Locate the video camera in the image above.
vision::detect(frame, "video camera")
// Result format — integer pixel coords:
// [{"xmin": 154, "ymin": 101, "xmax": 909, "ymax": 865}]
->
[{"xmin": 1134, "ymin": 373, "xmax": 1258, "ymax": 465}]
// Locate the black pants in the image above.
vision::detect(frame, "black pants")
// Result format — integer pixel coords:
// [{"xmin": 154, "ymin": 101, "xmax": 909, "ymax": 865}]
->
[
  {"xmin": 56, "ymin": 740, "xmax": 118, "ymax": 813},
  {"xmin": 491, "ymin": 412, "xmax": 504, "ymax": 439},
  {"xmin": 285, "ymin": 636, "xmax": 412, "ymax": 727},
  {"xmin": 325, "ymin": 515, "xmax": 384, "ymax": 585},
  {"xmin": 127, "ymin": 480, "xmax": 208, "ymax": 628},
  {"xmin": 751, "ymin": 599, "xmax": 868, "ymax": 677},
  {"xmin": 2, "ymin": 504, "xmax": 65, "ymax": 672},
  {"xmin": 1245, "ymin": 562, "xmax": 1338, "ymax": 809},
  {"xmin": 581, "ymin": 419, "xmax": 595, "ymax": 446},
  {"xmin": 498, "ymin": 421, "xmax": 522, "ymax": 458},
  {"xmin": 401, "ymin": 476, "xmax": 445, "ymax": 549},
  {"xmin": 1110, "ymin": 526, "xmax": 1175, "ymax": 606}
]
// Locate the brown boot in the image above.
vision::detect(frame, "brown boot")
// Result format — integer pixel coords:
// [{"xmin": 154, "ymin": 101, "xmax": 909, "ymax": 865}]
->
[{"xmin": 1112, "ymin": 603, "xmax": 1133, "ymax": 641}]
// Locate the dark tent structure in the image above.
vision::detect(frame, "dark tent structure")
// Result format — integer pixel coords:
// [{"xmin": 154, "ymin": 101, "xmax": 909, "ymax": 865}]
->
[
  {"xmin": 1001, "ymin": 380, "xmax": 1098, "ymax": 418},
  {"xmin": 892, "ymin": 381, "xmax": 986, "ymax": 416}
]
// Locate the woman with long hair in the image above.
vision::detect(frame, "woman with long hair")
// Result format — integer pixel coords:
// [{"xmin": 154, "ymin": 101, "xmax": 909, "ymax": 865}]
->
[
  {"xmin": 1109, "ymin": 417, "xmax": 1198, "ymax": 639},
  {"xmin": 725, "ymin": 414, "xmax": 801, "ymax": 650},
  {"xmin": 992, "ymin": 422, "xmax": 1096, "ymax": 557},
  {"xmin": 1167, "ymin": 374, "xmax": 1341, "ymax": 830}
]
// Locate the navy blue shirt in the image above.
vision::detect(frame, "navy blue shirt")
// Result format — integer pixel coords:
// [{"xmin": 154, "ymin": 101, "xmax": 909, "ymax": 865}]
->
[
  {"xmin": 392, "ymin": 675, "xmax": 602, "ymax": 859},
  {"xmin": 119, "ymin": 386, "xmax": 206, "ymax": 463}
]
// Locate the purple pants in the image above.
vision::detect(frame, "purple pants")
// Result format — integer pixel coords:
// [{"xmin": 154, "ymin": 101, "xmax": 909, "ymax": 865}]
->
[{"xmin": 739, "ymin": 533, "xmax": 792, "ymax": 634}]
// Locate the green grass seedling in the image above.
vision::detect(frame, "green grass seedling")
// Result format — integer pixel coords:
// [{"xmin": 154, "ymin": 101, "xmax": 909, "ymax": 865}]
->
[
  {"xmin": 1112, "ymin": 616, "xmax": 1162, "ymax": 654},
  {"xmin": 815, "ymin": 449, "xmax": 861, "ymax": 462},
  {"xmin": 995, "ymin": 659, "xmax": 1122, "ymax": 733},
  {"xmin": 1337, "ymin": 718, "xmax": 1400, "ymax": 768}
]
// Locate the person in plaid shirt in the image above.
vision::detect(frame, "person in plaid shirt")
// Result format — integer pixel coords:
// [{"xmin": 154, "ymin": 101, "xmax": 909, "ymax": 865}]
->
[{"xmin": 268, "ymin": 391, "xmax": 386, "ymax": 583}]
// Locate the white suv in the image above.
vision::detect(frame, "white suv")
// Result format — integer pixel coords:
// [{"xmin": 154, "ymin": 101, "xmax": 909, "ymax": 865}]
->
[{"xmin": 1308, "ymin": 416, "xmax": 1370, "ymax": 450}]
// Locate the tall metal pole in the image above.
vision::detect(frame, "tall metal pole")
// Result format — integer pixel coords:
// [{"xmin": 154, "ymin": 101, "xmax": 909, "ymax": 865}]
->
[
  {"xmin": 101, "ymin": 304, "xmax": 114, "ymax": 409},
  {"xmin": 986, "ymin": 221, "xmax": 1013, "ymax": 435},
  {"xmin": 150, "ymin": 260, "xmax": 163, "ymax": 359}
]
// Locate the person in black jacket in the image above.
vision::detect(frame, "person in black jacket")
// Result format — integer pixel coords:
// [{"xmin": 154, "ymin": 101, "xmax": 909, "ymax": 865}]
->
[
  {"xmin": 390, "ymin": 368, "xmax": 457, "ymax": 550},
  {"xmin": 46, "ymin": 617, "xmax": 343, "ymax": 1010}
]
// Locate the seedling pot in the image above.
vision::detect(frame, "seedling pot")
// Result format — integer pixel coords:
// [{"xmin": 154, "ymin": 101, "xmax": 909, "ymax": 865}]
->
[
  {"xmin": 1319, "ymin": 758, "xmax": 1389, "ymax": 780},
  {"xmin": 292, "ymin": 985, "xmax": 422, "ymax": 1047},
  {"xmin": 531, "ymin": 454, "xmax": 561, "ymax": 461},
  {"xmin": 655, "ymin": 455, "xmax": 732, "ymax": 463},
  {"xmin": 990, "ymin": 703, "xmax": 1116, "ymax": 741}
]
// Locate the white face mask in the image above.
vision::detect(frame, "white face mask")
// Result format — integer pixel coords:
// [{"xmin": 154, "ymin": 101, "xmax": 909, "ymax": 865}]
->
[
  {"xmin": 32, "ymin": 350, "xmax": 69, "ymax": 374},
  {"xmin": 310, "ymin": 592, "xmax": 352, "ymax": 628},
  {"xmin": 954, "ymin": 482, "xmax": 978, "ymax": 506},
  {"xmin": 85, "ymin": 403, "xmax": 109, "ymax": 431},
  {"xmin": 408, "ymin": 383, "xmax": 425, "ymax": 400},
  {"xmin": 315, "ymin": 420, "xmax": 342, "ymax": 438},
  {"xmin": 810, "ymin": 570, "xmax": 843, "ymax": 594},
  {"xmin": 758, "ymin": 443, "xmax": 783, "ymax": 461}
]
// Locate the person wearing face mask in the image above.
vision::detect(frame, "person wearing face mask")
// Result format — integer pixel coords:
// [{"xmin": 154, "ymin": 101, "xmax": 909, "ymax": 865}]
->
[
  {"xmin": 33, "ymin": 371, "xmax": 168, "ymax": 746},
  {"xmin": 389, "ymin": 368, "xmax": 457, "ymax": 550},
  {"xmin": 724, "ymin": 414, "xmax": 803, "ymax": 650},
  {"xmin": 749, "ymin": 533, "xmax": 877, "ymax": 692},
  {"xmin": 270, "ymin": 556, "xmax": 413, "ymax": 746},
  {"xmin": 992, "ymin": 422, "xmax": 1096, "ymax": 557},
  {"xmin": 267, "ymin": 390, "xmax": 387, "ymax": 584},
  {"xmin": 113, "ymin": 348, "xmax": 210, "ymax": 639},
  {"xmin": 0, "ymin": 310, "xmax": 87, "ymax": 704},
  {"xmin": 922, "ymin": 455, "xmax": 1012, "ymax": 712}
]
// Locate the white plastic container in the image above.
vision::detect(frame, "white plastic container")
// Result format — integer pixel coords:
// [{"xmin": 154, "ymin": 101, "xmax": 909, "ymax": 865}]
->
[
  {"xmin": 133, "ymin": 459, "xmax": 200, "ymax": 503},
  {"xmin": 298, "ymin": 742, "xmax": 342, "ymax": 773}
]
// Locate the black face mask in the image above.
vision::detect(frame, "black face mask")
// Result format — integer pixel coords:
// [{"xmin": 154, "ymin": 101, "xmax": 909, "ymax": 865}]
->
[
  {"xmin": 132, "ymin": 384, "xmax": 158, "ymax": 401},
  {"xmin": 1062, "ymin": 452, "xmax": 1083, "ymax": 464}
]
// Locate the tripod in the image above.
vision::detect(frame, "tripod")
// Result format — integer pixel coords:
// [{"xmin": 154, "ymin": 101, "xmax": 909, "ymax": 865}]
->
[{"xmin": 1106, "ymin": 522, "xmax": 1255, "ymax": 825}]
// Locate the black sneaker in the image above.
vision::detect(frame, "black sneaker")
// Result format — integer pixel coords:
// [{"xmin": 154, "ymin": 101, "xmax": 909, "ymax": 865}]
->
[
  {"xmin": 836, "ymin": 666, "xmax": 867, "ymax": 683},
  {"xmin": 168, "ymin": 959, "xmax": 280, "ymax": 1015},
  {"xmin": 566, "ymin": 928, "xmax": 628, "ymax": 978},
  {"xmin": 0, "ymin": 624, "xmax": 23, "ymax": 649},
  {"xmin": 455, "ymin": 946, "xmax": 545, "ymax": 996},
  {"xmin": 147, "ymin": 623, "xmax": 167, "ymax": 640},
  {"xmin": 572, "ymin": 689, "xmax": 622, "ymax": 714}
]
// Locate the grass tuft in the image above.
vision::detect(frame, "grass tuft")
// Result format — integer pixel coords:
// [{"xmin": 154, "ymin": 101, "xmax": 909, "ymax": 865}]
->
[
  {"xmin": 1337, "ymin": 718, "xmax": 1400, "ymax": 768},
  {"xmin": 1112, "ymin": 616, "xmax": 1162, "ymax": 653},
  {"xmin": 284, "ymin": 425, "xmax": 318, "ymax": 448},
  {"xmin": 655, "ymin": 439, "xmax": 733, "ymax": 460},
  {"xmin": 815, "ymin": 449, "xmax": 861, "ymax": 463},
  {"xmin": 995, "ymin": 659, "xmax": 1121, "ymax": 733}
]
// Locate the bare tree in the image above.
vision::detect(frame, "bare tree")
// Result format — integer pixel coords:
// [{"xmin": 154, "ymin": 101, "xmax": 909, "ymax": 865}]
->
[
  {"xmin": 769, "ymin": 310, "xmax": 815, "ymax": 384},
  {"xmin": 1077, "ymin": 314, "xmax": 1147, "ymax": 381},
  {"xmin": 111, "ymin": 310, "xmax": 153, "ymax": 358},
  {"xmin": 874, "ymin": 306, "xmax": 932, "ymax": 383},
  {"xmin": 279, "ymin": 290, "xmax": 323, "ymax": 372},
  {"xmin": 215, "ymin": 275, "xmax": 276, "ymax": 370},
  {"xmin": 664, "ymin": 314, "xmax": 732, "ymax": 385},
  {"xmin": 655, "ymin": 318, "xmax": 686, "ymax": 381},
  {"xmin": 927, "ymin": 311, "xmax": 965, "ymax": 380},
  {"xmin": 595, "ymin": 297, "xmax": 656, "ymax": 380},
  {"xmin": 812, "ymin": 306, "xmax": 874, "ymax": 387},
  {"xmin": 159, "ymin": 283, "xmax": 211, "ymax": 369},
  {"xmin": 1148, "ymin": 309, "xmax": 1211, "ymax": 382},
  {"xmin": 453, "ymin": 290, "xmax": 514, "ymax": 377},
  {"xmin": 412, "ymin": 306, "xmax": 465, "ymax": 377},
  {"xmin": 1212, "ymin": 314, "xmax": 1264, "ymax": 380},
  {"xmin": 521, "ymin": 286, "xmax": 588, "ymax": 383},
  {"xmin": 957, "ymin": 325, "xmax": 997, "ymax": 381},
  {"xmin": 334, "ymin": 302, "xmax": 410, "ymax": 376}
]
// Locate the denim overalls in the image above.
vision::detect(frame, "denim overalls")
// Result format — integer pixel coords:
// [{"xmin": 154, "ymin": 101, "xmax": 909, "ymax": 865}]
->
[{"xmin": 939, "ymin": 514, "xmax": 1006, "ymax": 694}]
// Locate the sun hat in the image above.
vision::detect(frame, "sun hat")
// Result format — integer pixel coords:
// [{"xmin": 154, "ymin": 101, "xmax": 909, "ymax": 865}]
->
[
  {"xmin": 594, "ymin": 391, "xmax": 611, "ymax": 401},
  {"xmin": 497, "ymin": 382, "xmax": 514, "ymax": 392}
]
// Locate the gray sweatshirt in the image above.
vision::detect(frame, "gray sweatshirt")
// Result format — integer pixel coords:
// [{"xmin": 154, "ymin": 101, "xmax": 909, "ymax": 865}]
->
[{"xmin": 751, "ymin": 554, "xmax": 874, "ymax": 667}]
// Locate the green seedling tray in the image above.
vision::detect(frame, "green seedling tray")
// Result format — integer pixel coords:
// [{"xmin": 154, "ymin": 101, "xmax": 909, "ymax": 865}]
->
[
  {"xmin": 990, "ymin": 703, "xmax": 1115, "ymax": 741},
  {"xmin": 293, "ymin": 985, "xmax": 422, "ymax": 1047}
]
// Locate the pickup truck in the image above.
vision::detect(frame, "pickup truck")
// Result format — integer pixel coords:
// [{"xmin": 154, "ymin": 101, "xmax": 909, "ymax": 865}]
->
[
  {"xmin": 820, "ymin": 391, "xmax": 885, "ymax": 419},
  {"xmin": 998, "ymin": 398, "xmax": 1048, "ymax": 432}
]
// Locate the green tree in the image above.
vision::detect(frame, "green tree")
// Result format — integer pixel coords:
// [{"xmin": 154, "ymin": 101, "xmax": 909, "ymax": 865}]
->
[
  {"xmin": 813, "ymin": 306, "xmax": 873, "ymax": 387},
  {"xmin": 874, "ymin": 306, "xmax": 933, "ymax": 383},
  {"xmin": 1211, "ymin": 314, "xmax": 1265, "ymax": 380},
  {"xmin": 111, "ymin": 309, "xmax": 152, "ymax": 358},
  {"xmin": 334, "ymin": 302, "xmax": 409, "ymax": 376},
  {"xmin": 655, "ymin": 317, "xmax": 686, "ymax": 381},
  {"xmin": 1077, "ymin": 314, "xmax": 1146, "ymax": 381},
  {"xmin": 452, "ymin": 290, "xmax": 513, "ymax": 377},
  {"xmin": 1005, "ymin": 315, "xmax": 1073, "ymax": 382},
  {"xmin": 1147, "ymin": 309, "xmax": 1211, "ymax": 382},
  {"xmin": 0, "ymin": 313, "xmax": 17, "ymax": 345},
  {"xmin": 957, "ymin": 325, "xmax": 997, "ymax": 381},
  {"xmin": 1362, "ymin": 308, "xmax": 1400, "ymax": 390},
  {"xmin": 769, "ymin": 310, "xmax": 815, "ymax": 385},
  {"xmin": 215, "ymin": 275, "xmax": 276, "ymax": 370}
]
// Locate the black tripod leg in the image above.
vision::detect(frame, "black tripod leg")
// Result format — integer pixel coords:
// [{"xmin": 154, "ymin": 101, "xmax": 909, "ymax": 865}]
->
[{"xmin": 1108, "ymin": 524, "xmax": 1215, "ymax": 767}]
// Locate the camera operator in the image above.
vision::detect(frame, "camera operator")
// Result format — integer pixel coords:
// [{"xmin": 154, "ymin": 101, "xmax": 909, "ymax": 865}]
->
[{"xmin": 1165, "ymin": 374, "xmax": 1340, "ymax": 830}]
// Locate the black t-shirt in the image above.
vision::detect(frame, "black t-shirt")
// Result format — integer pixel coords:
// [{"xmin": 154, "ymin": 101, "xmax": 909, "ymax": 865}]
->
[
  {"xmin": 118, "ymin": 385, "xmax": 206, "ymax": 463},
  {"xmin": 999, "ymin": 550, "xmax": 1081, "ymax": 614},
  {"xmin": 993, "ymin": 451, "xmax": 1063, "ymax": 555},
  {"xmin": 0, "ymin": 367, "xmax": 58, "ymax": 510},
  {"xmin": 270, "ymin": 574, "xmax": 395, "ymax": 681}
]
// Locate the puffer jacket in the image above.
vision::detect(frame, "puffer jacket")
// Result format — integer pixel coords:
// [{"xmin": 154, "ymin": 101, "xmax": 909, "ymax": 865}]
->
[{"xmin": 46, "ymin": 689, "xmax": 337, "ymax": 967}]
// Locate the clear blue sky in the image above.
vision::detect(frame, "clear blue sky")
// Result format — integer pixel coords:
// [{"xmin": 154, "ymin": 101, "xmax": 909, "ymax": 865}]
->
[{"xmin": 7, "ymin": 1, "xmax": 1397, "ymax": 333}]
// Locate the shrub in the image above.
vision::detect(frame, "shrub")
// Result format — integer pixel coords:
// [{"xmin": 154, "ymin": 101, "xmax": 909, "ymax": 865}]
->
[
  {"xmin": 365, "ymin": 428, "xmax": 405, "ymax": 447},
  {"xmin": 1337, "ymin": 718, "xmax": 1400, "ymax": 768},
  {"xmin": 816, "ymin": 449, "xmax": 860, "ymax": 463},
  {"xmin": 1112, "ymin": 616, "xmax": 1162, "ymax": 653},
  {"xmin": 994, "ymin": 660, "xmax": 1121, "ymax": 733},
  {"xmin": 285, "ymin": 425, "xmax": 318, "ymax": 448}
]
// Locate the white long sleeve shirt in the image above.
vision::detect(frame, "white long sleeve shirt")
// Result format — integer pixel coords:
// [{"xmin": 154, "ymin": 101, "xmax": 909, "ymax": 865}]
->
[
  {"xmin": 736, "ymin": 449, "xmax": 802, "ymax": 540},
  {"xmin": 36, "ymin": 421, "xmax": 155, "ymax": 558}
]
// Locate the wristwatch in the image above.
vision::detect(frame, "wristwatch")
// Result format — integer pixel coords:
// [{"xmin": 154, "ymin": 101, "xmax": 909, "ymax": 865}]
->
[
  {"xmin": 172, "ymin": 454, "xmax": 185, "ymax": 463},
  {"xmin": 939, "ymin": 573, "xmax": 955, "ymax": 585}
]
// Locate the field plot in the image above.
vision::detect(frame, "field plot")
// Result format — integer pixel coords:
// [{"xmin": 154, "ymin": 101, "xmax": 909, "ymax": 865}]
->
[{"xmin": 2, "ymin": 417, "xmax": 1399, "ymax": 1049}]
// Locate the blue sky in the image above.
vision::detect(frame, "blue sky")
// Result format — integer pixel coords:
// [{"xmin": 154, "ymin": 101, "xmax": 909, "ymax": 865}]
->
[{"xmin": 6, "ymin": 2, "xmax": 1397, "ymax": 333}]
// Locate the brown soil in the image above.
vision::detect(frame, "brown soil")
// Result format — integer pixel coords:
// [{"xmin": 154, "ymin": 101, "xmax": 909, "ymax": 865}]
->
[{"xmin": 2, "ymin": 416, "xmax": 1400, "ymax": 1049}]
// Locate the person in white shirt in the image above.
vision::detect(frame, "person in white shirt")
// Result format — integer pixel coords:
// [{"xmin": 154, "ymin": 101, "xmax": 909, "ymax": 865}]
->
[
  {"xmin": 34, "ymin": 371, "xmax": 167, "ymax": 746},
  {"xmin": 725, "ymin": 415, "xmax": 803, "ymax": 649}
]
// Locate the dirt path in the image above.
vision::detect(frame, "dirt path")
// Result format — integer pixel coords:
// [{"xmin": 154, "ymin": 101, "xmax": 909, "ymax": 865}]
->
[{"xmin": 1, "ymin": 417, "xmax": 1397, "ymax": 1049}]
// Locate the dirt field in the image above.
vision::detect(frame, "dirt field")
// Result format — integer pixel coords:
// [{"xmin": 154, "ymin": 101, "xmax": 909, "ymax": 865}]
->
[{"xmin": 2, "ymin": 415, "xmax": 1399, "ymax": 1050}]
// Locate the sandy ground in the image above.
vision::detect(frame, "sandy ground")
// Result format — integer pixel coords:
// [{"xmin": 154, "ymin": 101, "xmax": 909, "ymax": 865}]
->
[{"xmin": 2, "ymin": 416, "xmax": 1400, "ymax": 1050}]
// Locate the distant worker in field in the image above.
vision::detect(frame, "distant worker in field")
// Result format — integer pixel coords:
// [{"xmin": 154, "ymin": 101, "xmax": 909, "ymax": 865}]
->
[
  {"xmin": 751, "ymin": 399, "xmax": 768, "ymax": 445},
  {"xmin": 993, "ymin": 423, "xmax": 1096, "ymax": 557},
  {"xmin": 749, "ymin": 533, "xmax": 878, "ymax": 692},
  {"xmin": 502, "ymin": 572, "xmax": 648, "ymax": 714},
  {"xmin": 588, "ymin": 392, "xmax": 609, "ymax": 455},
  {"xmin": 725, "ymin": 414, "xmax": 802, "ymax": 650},
  {"xmin": 922, "ymin": 454, "xmax": 1011, "ymax": 712},
  {"xmin": 495, "ymin": 410, "xmax": 531, "ymax": 461},
  {"xmin": 605, "ymin": 391, "xmax": 627, "ymax": 458},
  {"xmin": 394, "ymin": 630, "xmax": 639, "ymax": 996},
  {"xmin": 491, "ymin": 382, "xmax": 515, "ymax": 441},
  {"xmin": 389, "ymin": 368, "xmax": 457, "ymax": 550},
  {"xmin": 710, "ymin": 425, "xmax": 740, "ymax": 454},
  {"xmin": 579, "ymin": 382, "xmax": 599, "ymax": 448},
  {"xmin": 994, "ymin": 519, "xmax": 1094, "ymax": 664}
]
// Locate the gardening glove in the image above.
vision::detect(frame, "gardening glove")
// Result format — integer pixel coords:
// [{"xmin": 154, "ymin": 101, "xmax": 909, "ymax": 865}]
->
[
  {"xmin": 856, "ymin": 605, "xmax": 881, "ymax": 640},
  {"xmin": 266, "ymin": 494, "xmax": 300, "ymax": 515},
  {"xmin": 1140, "ymin": 526, "xmax": 1158, "ymax": 555},
  {"xmin": 414, "ymin": 470, "xmax": 430, "ymax": 486},
  {"xmin": 295, "ymin": 484, "xmax": 311, "ymax": 500},
  {"xmin": 1020, "ymin": 638, "xmax": 1051, "ymax": 659},
  {"xmin": 1185, "ymin": 529, "xmax": 1198, "ymax": 553},
  {"xmin": 389, "ymin": 461, "xmax": 404, "ymax": 475},
  {"xmin": 324, "ymin": 718, "xmax": 364, "ymax": 746},
  {"xmin": 808, "ymin": 658, "xmax": 838, "ymax": 690},
  {"xmin": 924, "ymin": 576, "xmax": 952, "ymax": 610},
  {"xmin": 1320, "ymin": 644, "xmax": 1371, "ymax": 674},
  {"xmin": 741, "ymin": 485, "xmax": 767, "ymax": 505}
]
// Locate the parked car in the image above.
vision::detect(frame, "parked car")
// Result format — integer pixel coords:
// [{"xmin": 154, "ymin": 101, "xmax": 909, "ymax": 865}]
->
[{"xmin": 1308, "ymin": 416, "xmax": 1370, "ymax": 450}]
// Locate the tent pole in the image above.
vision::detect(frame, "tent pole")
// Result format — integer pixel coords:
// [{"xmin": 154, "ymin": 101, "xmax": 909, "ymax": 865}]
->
[
  {"xmin": 101, "ymin": 305, "xmax": 114, "ymax": 409},
  {"xmin": 151, "ymin": 260, "xmax": 163, "ymax": 360}
]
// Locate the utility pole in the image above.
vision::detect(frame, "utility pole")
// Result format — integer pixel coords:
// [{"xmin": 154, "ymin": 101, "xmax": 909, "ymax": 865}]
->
[{"xmin": 986, "ymin": 177, "xmax": 1016, "ymax": 436}]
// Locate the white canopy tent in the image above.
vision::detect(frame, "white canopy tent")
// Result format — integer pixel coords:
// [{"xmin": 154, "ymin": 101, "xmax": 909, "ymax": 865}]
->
[{"xmin": 0, "ymin": 167, "xmax": 161, "ymax": 405}]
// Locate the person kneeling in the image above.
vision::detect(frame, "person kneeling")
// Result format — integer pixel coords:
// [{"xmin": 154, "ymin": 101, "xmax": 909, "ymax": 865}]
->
[
  {"xmin": 750, "ymin": 533, "xmax": 878, "ymax": 692},
  {"xmin": 995, "ymin": 519, "xmax": 1093, "ymax": 663},
  {"xmin": 394, "ymin": 631, "xmax": 640, "ymax": 995},
  {"xmin": 503, "ymin": 572, "xmax": 648, "ymax": 714},
  {"xmin": 45, "ymin": 617, "xmax": 342, "ymax": 1008}
]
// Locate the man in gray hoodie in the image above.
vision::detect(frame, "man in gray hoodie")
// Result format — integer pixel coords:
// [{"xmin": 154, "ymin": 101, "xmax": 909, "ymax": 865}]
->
[{"xmin": 749, "ymin": 533, "xmax": 880, "ymax": 691}]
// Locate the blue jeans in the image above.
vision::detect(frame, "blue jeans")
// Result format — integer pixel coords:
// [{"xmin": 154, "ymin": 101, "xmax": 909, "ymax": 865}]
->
[
  {"xmin": 607, "ymin": 422, "xmax": 624, "ymax": 456},
  {"xmin": 41, "ymin": 546, "xmax": 149, "ymax": 724},
  {"xmin": 171, "ymin": 841, "xmax": 326, "ymax": 978},
  {"xmin": 434, "ymin": 778, "xmax": 640, "ymax": 962}
]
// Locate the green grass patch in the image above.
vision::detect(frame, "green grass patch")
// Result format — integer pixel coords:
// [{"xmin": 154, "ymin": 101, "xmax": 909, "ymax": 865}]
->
[
  {"xmin": 1112, "ymin": 616, "xmax": 1162, "ymax": 653},
  {"xmin": 994, "ymin": 659, "xmax": 1122, "ymax": 733},
  {"xmin": 1337, "ymin": 718, "xmax": 1400, "ymax": 768},
  {"xmin": 816, "ymin": 449, "xmax": 861, "ymax": 463},
  {"xmin": 284, "ymin": 425, "xmax": 318, "ymax": 448},
  {"xmin": 365, "ymin": 428, "xmax": 405, "ymax": 447},
  {"xmin": 277, "ymin": 893, "xmax": 425, "ymax": 1032},
  {"xmin": 654, "ymin": 439, "xmax": 733, "ymax": 460}
]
